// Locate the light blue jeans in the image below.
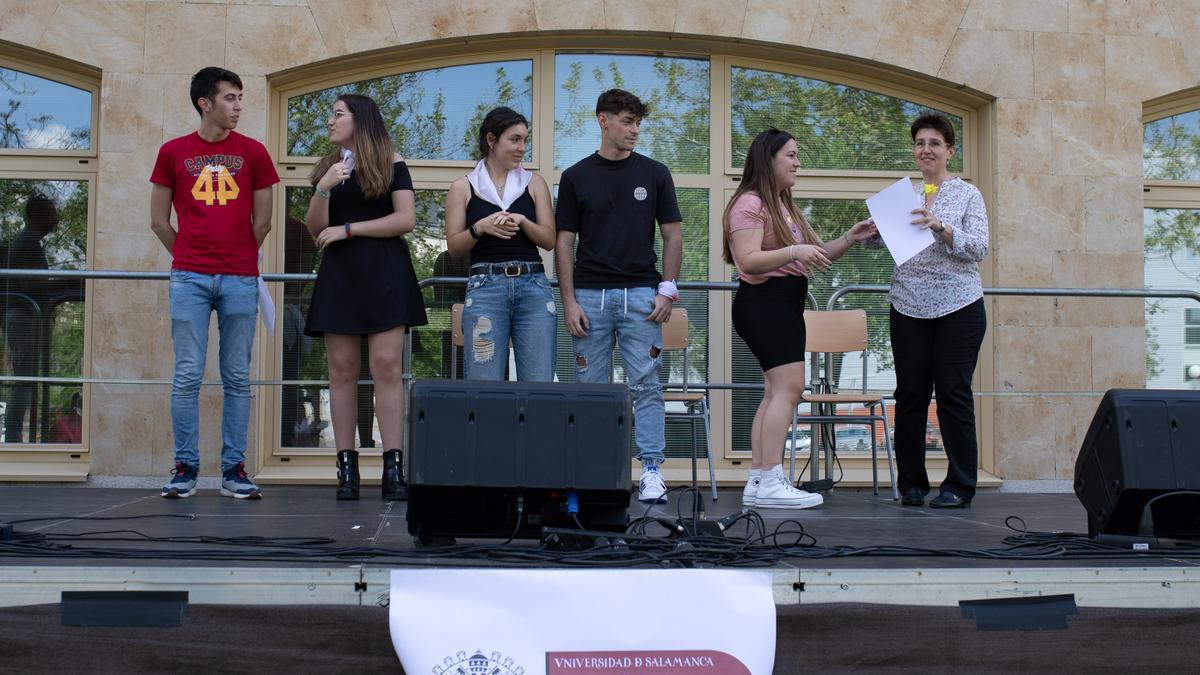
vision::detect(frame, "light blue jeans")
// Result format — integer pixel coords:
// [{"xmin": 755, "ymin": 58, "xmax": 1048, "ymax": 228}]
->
[
  {"xmin": 462, "ymin": 267, "xmax": 557, "ymax": 381},
  {"xmin": 571, "ymin": 286, "xmax": 664, "ymax": 468},
  {"xmin": 169, "ymin": 270, "xmax": 258, "ymax": 472}
]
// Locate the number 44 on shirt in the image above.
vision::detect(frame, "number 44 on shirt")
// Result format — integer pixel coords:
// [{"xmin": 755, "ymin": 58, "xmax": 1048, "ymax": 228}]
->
[{"xmin": 191, "ymin": 164, "xmax": 241, "ymax": 206}]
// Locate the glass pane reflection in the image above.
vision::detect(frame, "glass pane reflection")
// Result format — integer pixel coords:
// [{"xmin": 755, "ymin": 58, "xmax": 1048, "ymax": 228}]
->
[
  {"xmin": 1144, "ymin": 207, "xmax": 1200, "ymax": 389},
  {"xmin": 0, "ymin": 68, "xmax": 92, "ymax": 150},
  {"xmin": 0, "ymin": 179, "xmax": 88, "ymax": 444},
  {"xmin": 1144, "ymin": 110, "xmax": 1200, "ymax": 181},
  {"xmin": 554, "ymin": 53, "xmax": 710, "ymax": 173},
  {"xmin": 731, "ymin": 65, "xmax": 964, "ymax": 172},
  {"xmin": 286, "ymin": 61, "xmax": 533, "ymax": 162}
]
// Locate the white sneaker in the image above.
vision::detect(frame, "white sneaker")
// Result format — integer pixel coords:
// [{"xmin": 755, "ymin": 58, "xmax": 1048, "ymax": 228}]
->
[
  {"xmin": 638, "ymin": 467, "xmax": 667, "ymax": 504},
  {"xmin": 754, "ymin": 472, "xmax": 823, "ymax": 509},
  {"xmin": 741, "ymin": 476, "xmax": 760, "ymax": 507}
]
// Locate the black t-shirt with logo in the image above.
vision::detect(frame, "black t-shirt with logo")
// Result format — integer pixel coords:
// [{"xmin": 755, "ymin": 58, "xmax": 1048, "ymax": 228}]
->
[{"xmin": 555, "ymin": 151, "xmax": 681, "ymax": 289}]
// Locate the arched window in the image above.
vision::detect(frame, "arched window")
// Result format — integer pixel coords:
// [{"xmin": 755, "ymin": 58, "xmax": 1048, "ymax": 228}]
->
[
  {"xmin": 1143, "ymin": 93, "xmax": 1200, "ymax": 390},
  {"xmin": 0, "ymin": 47, "xmax": 97, "ymax": 462},
  {"xmin": 265, "ymin": 42, "xmax": 986, "ymax": 477}
]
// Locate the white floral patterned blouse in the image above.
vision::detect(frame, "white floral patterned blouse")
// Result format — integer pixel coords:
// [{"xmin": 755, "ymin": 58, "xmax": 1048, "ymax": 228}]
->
[{"xmin": 870, "ymin": 177, "xmax": 989, "ymax": 319}]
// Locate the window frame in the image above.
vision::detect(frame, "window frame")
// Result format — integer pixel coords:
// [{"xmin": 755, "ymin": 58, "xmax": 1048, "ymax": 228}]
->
[
  {"xmin": 0, "ymin": 50, "xmax": 100, "ymax": 161},
  {"xmin": 260, "ymin": 36, "xmax": 994, "ymax": 480},
  {"xmin": 0, "ymin": 45, "xmax": 98, "ymax": 465},
  {"xmin": 1143, "ymin": 89, "xmax": 1200, "ymax": 394}
]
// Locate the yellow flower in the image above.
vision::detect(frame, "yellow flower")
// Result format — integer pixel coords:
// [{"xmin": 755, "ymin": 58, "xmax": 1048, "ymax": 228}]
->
[{"xmin": 923, "ymin": 183, "xmax": 938, "ymax": 196}]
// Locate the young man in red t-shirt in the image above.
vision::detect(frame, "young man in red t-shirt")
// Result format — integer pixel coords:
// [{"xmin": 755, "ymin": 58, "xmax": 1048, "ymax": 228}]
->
[{"xmin": 150, "ymin": 67, "xmax": 279, "ymax": 499}]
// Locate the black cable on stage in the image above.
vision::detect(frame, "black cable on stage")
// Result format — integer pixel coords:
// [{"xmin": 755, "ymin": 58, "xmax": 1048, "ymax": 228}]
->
[
  {"xmin": 4, "ymin": 514, "xmax": 198, "ymax": 526},
  {"xmin": 5, "ymin": 501, "xmax": 1200, "ymax": 568}
]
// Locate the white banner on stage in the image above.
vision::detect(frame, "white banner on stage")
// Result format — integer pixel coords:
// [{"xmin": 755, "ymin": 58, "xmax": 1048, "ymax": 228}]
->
[{"xmin": 389, "ymin": 568, "xmax": 775, "ymax": 674}]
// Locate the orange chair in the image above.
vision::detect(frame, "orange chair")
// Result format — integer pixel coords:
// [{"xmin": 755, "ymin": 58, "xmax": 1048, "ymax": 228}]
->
[
  {"xmin": 790, "ymin": 309, "xmax": 898, "ymax": 500},
  {"xmin": 662, "ymin": 308, "xmax": 718, "ymax": 501}
]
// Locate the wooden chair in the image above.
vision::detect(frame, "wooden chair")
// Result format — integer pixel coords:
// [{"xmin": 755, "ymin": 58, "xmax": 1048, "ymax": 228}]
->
[
  {"xmin": 662, "ymin": 308, "xmax": 718, "ymax": 501},
  {"xmin": 790, "ymin": 309, "xmax": 899, "ymax": 500}
]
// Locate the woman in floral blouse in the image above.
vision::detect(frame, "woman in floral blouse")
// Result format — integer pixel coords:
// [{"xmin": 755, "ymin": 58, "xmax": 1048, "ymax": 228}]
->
[{"xmin": 868, "ymin": 113, "xmax": 989, "ymax": 509}]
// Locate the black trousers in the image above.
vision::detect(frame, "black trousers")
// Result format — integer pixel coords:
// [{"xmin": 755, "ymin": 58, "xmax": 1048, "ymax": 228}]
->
[{"xmin": 889, "ymin": 299, "xmax": 986, "ymax": 500}]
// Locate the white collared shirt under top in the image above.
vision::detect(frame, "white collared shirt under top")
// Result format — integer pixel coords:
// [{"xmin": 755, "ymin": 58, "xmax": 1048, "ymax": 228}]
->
[{"xmin": 881, "ymin": 177, "xmax": 989, "ymax": 319}]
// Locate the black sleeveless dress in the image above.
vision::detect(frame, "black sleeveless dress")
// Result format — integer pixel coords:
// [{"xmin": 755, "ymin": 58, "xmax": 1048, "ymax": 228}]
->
[{"xmin": 305, "ymin": 162, "xmax": 428, "ymax": 336}]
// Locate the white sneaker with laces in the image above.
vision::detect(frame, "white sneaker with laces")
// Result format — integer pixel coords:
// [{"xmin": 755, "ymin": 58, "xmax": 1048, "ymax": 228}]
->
[
  {"xmin": 754, "ymin": 471, "xmax": 823, "ymax": 509},
  {"xmin": 741, "ymin": 475, "xmax": 760, "ymax": 507},
  {"xmin": 638, "ymin": 467, "xmax": 667, "ymax": 504}
]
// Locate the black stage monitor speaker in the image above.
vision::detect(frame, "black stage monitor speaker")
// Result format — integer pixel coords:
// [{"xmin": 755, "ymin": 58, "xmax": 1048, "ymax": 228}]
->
[
  {"xmin": 1074, "ymin": 389, "xmax": 1200, "ymax": 538},
  {"xmin": 406, "ymin": 379, "xmax": 633, "ymax": 541}
]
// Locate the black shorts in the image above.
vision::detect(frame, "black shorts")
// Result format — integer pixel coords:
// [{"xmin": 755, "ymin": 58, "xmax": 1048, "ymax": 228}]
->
[{"xmin": 732, "ymin": 275, "xmax": 808, "ymax": 372}]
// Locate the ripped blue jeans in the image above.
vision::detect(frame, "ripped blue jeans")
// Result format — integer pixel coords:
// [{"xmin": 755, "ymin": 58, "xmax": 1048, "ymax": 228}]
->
[
  {"xmin": 462, "ymin": 267, "xmax": 557, "ymax": 381},
  {"xmin": 570, "ymin": 286, "xmax": 664, "ymax": 468}
]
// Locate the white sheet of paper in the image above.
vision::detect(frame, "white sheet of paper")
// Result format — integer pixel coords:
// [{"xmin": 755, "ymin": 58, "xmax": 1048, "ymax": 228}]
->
[
  {"xmin": 257, "ymin": 251, "xmax": 275, "ymax": 336},
  {"xmin": 865, "ymin": 176, "xmax": 935, "ymax": 266}
]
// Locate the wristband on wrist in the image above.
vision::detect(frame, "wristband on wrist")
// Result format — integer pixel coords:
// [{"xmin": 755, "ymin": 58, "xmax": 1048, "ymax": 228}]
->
[
  {"xmin": 468, "ymin": 223, "xmax": 481, "ymax": 239},
  {"xmin": 315, "ymin": 185, "xmax": 331, "ymax": 199},
  {"xmin": 789, "ymin": 245, "xmax": 796, "ymax": 261},
  {"xmin": 657, "ymin": 280, "xmax": 679, "ymax": 302},
  {"xmin": 344, "ymin": 222, "xmax": 353, "ymax": 238}
]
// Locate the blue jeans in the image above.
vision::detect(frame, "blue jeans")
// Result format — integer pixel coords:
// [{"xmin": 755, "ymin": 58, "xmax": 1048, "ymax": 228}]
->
[
  {"xmin": 463, "ymin": 268, "xmax": 557, "ymax": 381},
  {"xmin": 571, "ymin": 286, "xmax": 664, "ymax": 468},
  {"xmin": 169, "ymin": 270, "xmax": 258, "ymax": 472}
]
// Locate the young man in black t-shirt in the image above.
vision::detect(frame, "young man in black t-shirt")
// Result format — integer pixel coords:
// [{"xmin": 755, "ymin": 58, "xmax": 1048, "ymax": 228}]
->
[{"xmin": 554, "ymin": 89, "xmax": 683, "ymax": 503}]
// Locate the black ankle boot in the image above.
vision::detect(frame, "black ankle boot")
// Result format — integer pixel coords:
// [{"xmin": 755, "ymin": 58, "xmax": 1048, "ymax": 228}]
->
[
  {"xmin": 336, "ymin": 450, "xmax": 360, "ymax": 500},
  {"xmin": 382, "ymin": 449, "xmax": 408, "ymax": 501}
]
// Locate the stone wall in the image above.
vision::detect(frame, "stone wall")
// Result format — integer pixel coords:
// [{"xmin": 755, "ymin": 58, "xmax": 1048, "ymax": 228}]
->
[{"xmin": 1, "ymin": 0, "xmax": 1196, "ymax": 480}]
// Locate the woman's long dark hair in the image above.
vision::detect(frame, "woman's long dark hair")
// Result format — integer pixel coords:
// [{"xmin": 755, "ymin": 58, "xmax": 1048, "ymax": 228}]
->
[
  {"xmin": 721, "ymin": 129, "xmax": 818, "ymax": 264},
  {"xmin": 310, "ymin": 94, "xmax": 394, "ymax": 199}
]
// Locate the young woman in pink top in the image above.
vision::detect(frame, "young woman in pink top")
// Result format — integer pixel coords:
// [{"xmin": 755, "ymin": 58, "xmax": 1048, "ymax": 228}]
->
[{"xmin": 723, "ymin": 128, "xmax": 874, "ymax": 509}]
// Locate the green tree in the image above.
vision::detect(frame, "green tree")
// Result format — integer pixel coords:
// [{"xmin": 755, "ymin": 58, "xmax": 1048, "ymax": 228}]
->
[
  {"xmin": 730, "ymin": 67, "xmax": 963, "ymax": 174},
  {"xmin": 286, "ymin": 65, "xmax": 532, "ymax": 162}
]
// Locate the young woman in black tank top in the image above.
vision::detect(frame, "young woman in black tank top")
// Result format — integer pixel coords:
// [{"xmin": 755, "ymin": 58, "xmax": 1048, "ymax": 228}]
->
[{"xmin": 443, "ymin": 107, "xmax": 557, "ymax": 380}]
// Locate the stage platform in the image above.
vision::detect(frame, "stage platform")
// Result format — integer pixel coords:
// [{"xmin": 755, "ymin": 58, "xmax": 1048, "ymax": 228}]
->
[{"xmin": 2, "ymin": 485, "xmax": 1198, "ymax": 610}]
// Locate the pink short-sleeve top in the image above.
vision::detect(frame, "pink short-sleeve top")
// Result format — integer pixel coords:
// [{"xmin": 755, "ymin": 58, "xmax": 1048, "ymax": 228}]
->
[{"xmin": 727, "ymin": 192, "xmax": 809, "ymax": 284}]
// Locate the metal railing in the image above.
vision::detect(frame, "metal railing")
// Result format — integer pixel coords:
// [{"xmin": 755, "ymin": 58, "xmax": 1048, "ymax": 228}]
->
[
  {"xmin": 414, "ymin": 276, "xmax": 816, "ymax": 391},
  {"xmin": 1, "ymin": 267, "xmax": 1196, "ymax": 392},
  {"xmin": 827, "ymin": 284, "xmax": 1200, "ymax": 397},
  {"xmin": 2, "ymin": 267, "xmax": 1198, "ymax": 449}
]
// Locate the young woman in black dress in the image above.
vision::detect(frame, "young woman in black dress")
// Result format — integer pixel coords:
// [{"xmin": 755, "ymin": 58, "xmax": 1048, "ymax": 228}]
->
[{"xmin": 304, "ymin": 94, "xmax": 427, "ymax": 501}]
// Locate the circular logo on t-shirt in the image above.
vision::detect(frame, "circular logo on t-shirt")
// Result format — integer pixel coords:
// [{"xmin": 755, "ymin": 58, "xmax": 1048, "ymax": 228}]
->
[{"xmin": 633, "ymin": 186, "xmax": 648, "ymax": 201}]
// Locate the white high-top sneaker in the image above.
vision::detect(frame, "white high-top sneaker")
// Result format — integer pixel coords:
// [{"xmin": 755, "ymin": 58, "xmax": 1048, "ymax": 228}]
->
[
  {"xmin": 754, "ymin": 470, "xmax": 823, "ymax": 509},
  {"xmin": 741, "ymin": 471, "xmax": 761, "ymax": 507}
]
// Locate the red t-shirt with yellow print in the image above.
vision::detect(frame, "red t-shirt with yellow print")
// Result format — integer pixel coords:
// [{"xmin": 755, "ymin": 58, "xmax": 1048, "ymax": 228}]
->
[{"xmin": 150, "ymin": 130, "xmax": 279, "ymax": 276}]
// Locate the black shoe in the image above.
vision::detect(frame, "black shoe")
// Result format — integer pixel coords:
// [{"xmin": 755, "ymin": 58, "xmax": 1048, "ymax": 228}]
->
[
  {"xmin": 382, "ymin": 449, "xmax": 408, "ymax": 501},
  {"xmin": 929, "ymin": 491, "xmax": 969, "ymax": 509},
  {"xmin": 336, "ymin": 450, "xmax": 360, "ymax": 500},
  {"xmin": 900, "ymin": 488, "xmax": 925, "ymax": 507}
]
